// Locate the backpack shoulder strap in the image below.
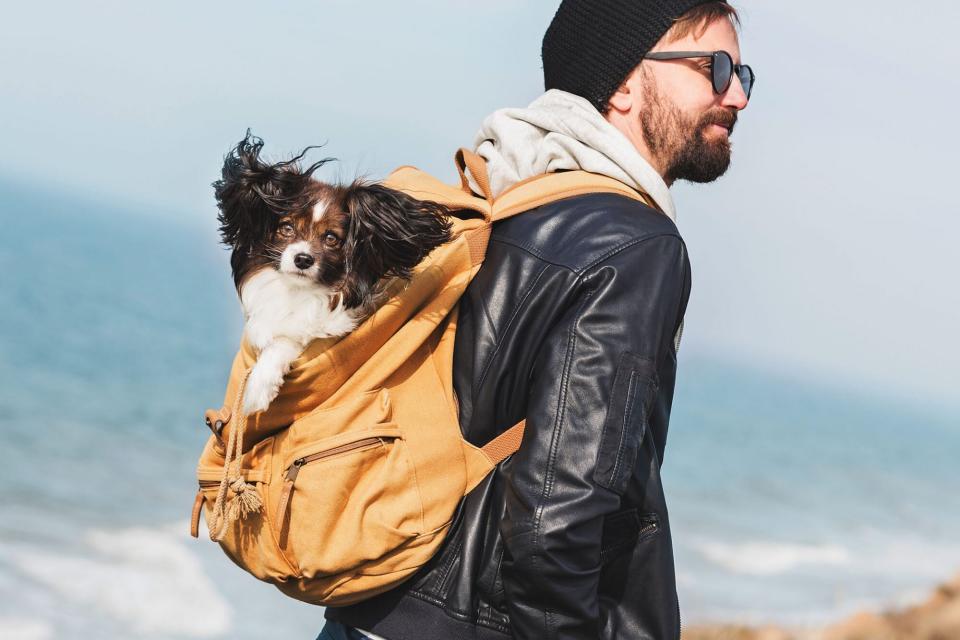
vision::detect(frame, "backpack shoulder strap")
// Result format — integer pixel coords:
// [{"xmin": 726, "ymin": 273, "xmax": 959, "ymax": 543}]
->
[
  {"xmin": 481, "ymin": 419, "xmax": 525, "ymax": 465},
  {"xmin": 452, "ymin": 146, "xmax": 655, "ymax": 223},
  {"xmin": 493, "ymin": 169, "xmax": 654, "ymax": 221},
  {"xmin": 455, "ymin": 148, "xmax": 494, "ymax": 204}
]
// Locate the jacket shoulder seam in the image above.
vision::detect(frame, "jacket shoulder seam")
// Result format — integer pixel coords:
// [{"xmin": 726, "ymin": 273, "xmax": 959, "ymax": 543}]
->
[
  {"xmin": 581, "ymin": 231, "xmax": 685, "ymax": 273},
  {"xmin": 491, "ymin": 231, "xmax": 683, "ymax": 276},
  {"xmin": 488, "ymin": 236, "xmax": 580, "ymax": 274}
]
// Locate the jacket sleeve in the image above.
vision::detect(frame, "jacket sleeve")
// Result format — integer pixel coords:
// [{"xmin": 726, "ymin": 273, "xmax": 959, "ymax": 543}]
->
[{"xmin": 499, "ymin": 233, "xmax": 688, "ymax": 640}]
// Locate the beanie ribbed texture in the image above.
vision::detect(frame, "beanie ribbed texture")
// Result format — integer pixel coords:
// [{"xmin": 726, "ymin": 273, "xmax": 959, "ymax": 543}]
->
[{"xmin": 542, "ymin": 0, "xmax": 723, "ymax": 113}]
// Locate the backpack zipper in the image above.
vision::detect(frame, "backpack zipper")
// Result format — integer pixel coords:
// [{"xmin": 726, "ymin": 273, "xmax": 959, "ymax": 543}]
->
[{"xmin": 283, "ymin": 436, "xmax": 387, "ymax": 484}]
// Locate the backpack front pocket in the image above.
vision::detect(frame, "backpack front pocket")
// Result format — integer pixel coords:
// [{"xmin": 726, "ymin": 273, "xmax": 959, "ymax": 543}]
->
[{"xmin": 276, "ymin": 424, "xmax": 425, "ymax": 579}]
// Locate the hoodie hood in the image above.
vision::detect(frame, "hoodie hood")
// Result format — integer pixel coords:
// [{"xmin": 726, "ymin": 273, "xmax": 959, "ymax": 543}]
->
[{"xmin": 471, "ymin": 89, "xmax": 676, "ymax": 222}]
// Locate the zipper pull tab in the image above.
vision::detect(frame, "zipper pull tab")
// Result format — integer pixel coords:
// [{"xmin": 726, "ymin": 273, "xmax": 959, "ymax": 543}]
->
[
  {"xmin": 285, "ymin": 458, "xmax": 305, "ymax": 483},
  {"xmin": 190, "ymin": 489, "xmax": 204, "ymax": 539}
]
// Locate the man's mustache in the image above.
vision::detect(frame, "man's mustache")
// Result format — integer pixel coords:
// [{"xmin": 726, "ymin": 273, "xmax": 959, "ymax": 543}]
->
[{"xmin": 700, "ymin": 109, "xmax": 738, "ymax": 135}]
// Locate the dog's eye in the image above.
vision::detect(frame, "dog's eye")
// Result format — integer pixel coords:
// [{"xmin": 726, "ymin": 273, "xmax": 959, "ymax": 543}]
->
[
  {"xmin": 323, "ymin": 232, "xmax": 341, "ymax": 247},
  {"xmin": 278, "ymin": 222, "xmax": 295, "ymax": 238}
]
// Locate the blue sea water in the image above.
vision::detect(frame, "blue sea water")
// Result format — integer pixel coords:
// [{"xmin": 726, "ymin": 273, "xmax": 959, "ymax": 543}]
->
[{"xmin": 1, "ymin": 179, "xmax": 957, "ymax": 639}]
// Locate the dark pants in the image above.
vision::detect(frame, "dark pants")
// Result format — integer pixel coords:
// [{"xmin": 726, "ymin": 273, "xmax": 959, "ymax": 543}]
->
[{"xmin": 317, "ymin": 620, "xmax": 377, "ymax": 640}]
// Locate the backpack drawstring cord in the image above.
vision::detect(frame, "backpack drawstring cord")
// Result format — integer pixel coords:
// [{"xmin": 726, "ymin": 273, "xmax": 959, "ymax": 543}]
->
[{"xmin": 208, "ymin": 368, "xmax": 263, "ymax": 541}]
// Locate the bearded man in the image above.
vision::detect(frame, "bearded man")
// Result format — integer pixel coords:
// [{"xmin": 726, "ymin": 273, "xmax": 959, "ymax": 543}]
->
[{"xmin": 321, "ymin": 1, "xmax": 753, "ymax": 638}]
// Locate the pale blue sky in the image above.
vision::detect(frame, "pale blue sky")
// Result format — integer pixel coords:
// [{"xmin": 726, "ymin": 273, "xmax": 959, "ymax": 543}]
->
[{"xmin": 2, "ymin": 1, "xmax": 958, "ymax": 412}]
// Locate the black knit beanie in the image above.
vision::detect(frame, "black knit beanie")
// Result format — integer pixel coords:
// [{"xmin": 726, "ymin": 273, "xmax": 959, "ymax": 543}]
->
[{"xmin": 542, "ymin": 0, "xmax": 724, "ymax": 113}]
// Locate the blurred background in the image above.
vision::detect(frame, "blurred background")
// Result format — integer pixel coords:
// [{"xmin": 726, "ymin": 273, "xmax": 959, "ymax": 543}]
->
[{"xmin": 1, "ymin": 1, "xmax": 957, "ymax": 638}]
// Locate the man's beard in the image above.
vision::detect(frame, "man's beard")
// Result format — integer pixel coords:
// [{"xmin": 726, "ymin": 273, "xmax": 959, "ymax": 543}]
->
[{"xmin": 639, "ymin": 69, "xmax": 737, "ymax": 184}]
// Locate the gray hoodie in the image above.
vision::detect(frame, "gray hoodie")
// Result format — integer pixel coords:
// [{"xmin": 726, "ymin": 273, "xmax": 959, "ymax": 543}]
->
[{"xmin": 470, "ymin": 89, "xmax": 676, "ymax": 223}]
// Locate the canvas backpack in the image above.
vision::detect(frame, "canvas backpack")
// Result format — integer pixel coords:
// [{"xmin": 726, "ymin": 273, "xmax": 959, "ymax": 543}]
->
[{"xmin": 189, "ymin": 149, "xmax": 653, "ymax": 607}]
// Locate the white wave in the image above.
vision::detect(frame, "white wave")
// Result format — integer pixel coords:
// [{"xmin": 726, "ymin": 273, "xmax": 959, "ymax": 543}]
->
[
  {"xmin": 852, "ymin": 528, "xmax": 960, "ymax": 578},
  {"xmin": 695, "ymin": 540, "xmax": 851, "ymax": 575},
  {"xmin": 0, "ymin": 618, "xmax": 54, "ymax": 640},
  {"xmin": 8, "ymin": 522, "xmax": 232, "ymax": 637}
]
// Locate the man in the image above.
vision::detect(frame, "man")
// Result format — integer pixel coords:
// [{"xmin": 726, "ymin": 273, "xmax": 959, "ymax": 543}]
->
[{"xmin": 322, "ymin": 1, "xmax": 751, "ymax": 638}]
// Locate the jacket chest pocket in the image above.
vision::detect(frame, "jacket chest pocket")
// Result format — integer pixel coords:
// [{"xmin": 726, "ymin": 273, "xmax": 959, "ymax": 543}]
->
[{"xmin": 593, "ymin": 352, "xmax": 659, "ymax": 494}]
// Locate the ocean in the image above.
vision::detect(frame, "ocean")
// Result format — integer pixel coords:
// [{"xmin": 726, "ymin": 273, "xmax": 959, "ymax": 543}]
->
[{"xmin": 1, "ymin": 179, "xmax": 957, "ymax": 639}]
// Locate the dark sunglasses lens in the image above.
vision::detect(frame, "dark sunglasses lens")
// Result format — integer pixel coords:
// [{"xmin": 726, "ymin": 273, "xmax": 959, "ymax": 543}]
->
[
  {"xmin": 713, "ymin": 51, "xmax": 733, "ymax": 93},
  {"xmin": 739, "ymin": 65, "xmax": 754, "ymax": 99}
]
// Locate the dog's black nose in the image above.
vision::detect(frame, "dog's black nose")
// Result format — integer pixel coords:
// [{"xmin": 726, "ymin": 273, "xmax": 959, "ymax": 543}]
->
[{"xmin": 293, "ymin": 253, "xmax": 315, "ymax": 269}]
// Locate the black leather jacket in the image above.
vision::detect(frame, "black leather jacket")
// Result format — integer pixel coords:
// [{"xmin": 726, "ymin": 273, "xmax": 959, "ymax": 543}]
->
[{"xmin": 327, "ymin": 192, "xmax": 692, "ymax": 640}]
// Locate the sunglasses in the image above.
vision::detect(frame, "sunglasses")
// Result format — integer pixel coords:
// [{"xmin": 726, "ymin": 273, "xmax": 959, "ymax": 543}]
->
[{"xmin": 643, "ymin": 50, "xmax": 755, "ymax": 101}]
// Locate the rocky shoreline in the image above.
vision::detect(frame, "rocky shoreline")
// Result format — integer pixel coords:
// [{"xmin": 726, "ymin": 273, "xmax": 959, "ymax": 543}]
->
[{"xmin": 684, "ymin": 573, "xmax": 960, "ymax": 640}]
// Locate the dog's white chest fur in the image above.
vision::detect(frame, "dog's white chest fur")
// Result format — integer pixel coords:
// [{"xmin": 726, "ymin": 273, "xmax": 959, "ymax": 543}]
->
[{"xmin": 239, "ymin": 269, "xmax": 359, "ymax": 414}]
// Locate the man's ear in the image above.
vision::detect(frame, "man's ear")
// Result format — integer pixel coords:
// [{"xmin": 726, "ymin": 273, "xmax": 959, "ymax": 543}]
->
[
  {"xmin": 607, "ymin": 73, "xmax": 638, "ymax": 114},
  {"xmin": 338, "ymin": 183, "xmax": 453, "ymax": 308},
  {"xmin": 609, "ymin": 62, "xmax": 655, "ymax": 116}
]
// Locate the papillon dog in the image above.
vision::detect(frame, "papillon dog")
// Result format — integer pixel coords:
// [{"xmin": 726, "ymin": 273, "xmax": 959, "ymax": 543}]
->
[{"xmin": 214, "ymin": 132, "xmax": 453, "ymax": 416}]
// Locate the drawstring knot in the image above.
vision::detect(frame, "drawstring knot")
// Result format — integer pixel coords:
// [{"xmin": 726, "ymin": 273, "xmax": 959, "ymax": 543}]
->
[{"xmin": 229, "ymin": 477, "xmax": 263, "ymax": 518}]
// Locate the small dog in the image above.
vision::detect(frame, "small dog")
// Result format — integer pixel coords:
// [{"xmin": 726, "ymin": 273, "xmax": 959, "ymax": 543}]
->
[{"xmin": 214, "ymin": 132, "xmax": 453, "ymax": 415}]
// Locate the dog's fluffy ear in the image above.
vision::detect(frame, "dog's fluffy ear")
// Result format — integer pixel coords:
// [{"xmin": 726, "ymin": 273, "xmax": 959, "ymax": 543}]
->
[
  {"xmin": 216, "ymin": 132, "xmax": 281, "ymax": 252},
  {"xmin": 339, "ymin": 183, "xmax": 454, "ymax": 309},
  {"xmin": 213, "ymin": 130, "xmax": 332, "ymax": 253}
]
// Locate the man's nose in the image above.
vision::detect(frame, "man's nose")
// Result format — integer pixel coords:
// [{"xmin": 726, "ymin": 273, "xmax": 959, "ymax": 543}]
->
[{"xmin": 721, "ymin": 74, "xmax": 749, "ymax": 110}]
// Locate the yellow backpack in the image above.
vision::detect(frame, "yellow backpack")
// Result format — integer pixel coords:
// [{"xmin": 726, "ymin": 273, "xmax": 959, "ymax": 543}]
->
[{"xmin": 190, "ymin": 149, "xmax": 652, "ymax": 607}]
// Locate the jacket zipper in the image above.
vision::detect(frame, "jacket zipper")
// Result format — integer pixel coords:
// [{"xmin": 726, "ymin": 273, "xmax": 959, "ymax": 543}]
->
[
  {"xmin": 637, "ymin": 520, "xmax": 658, "ymax": 539},
  {"xmin": 276, "ymin": 436, "xmax": 393, "ymax": 546},
  {"xmin": 633, "ymin": 519, "xmax": 678, "ymax": 637}
]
